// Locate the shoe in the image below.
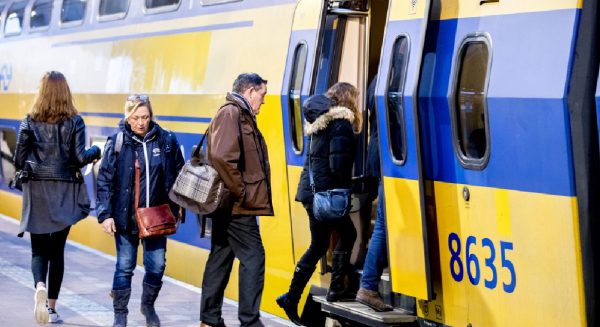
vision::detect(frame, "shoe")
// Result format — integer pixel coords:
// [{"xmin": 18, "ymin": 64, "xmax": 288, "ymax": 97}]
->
[
  {"xmin": 355, "ymin": 288, "xmax": 393, "ymax": 312},
  {"xmin": 140, "ymin": 282, "xmax": 161, "ymax": 327},
  {"xmin": 276, "ymin": 293, "xmax": 302, "ymax": 326},
  {"xmin": 111, "ymin": 288, "xmax": 131, "ymax": 327},
  {"xmin": 326, "ymin": 252, "xmax": 354, "ymax": 302},
  {"xmin": 276, "ymin": 263, "xmax": 316, "ymax": 326},
  {"xmin": 200, "ymin": 323, "xmax": 227, "ymax": 327},
  {"xmin": 34, "ymin": 284, "xmax": 49, "ymax": 324},
  {"xmin": 48, "ymin": 308, "xmax": 63, "ymax": 323}
]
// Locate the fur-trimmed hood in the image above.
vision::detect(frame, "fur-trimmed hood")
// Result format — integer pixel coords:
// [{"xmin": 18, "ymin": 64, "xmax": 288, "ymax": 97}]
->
[{"xmin": 304, "ymin": 106, "xmax": 355, "ymax": 135}]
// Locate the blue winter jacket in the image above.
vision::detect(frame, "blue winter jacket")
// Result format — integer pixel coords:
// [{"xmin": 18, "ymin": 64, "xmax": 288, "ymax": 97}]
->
[{"xmin": 95, "ymin": 120, "xmax": 184, "ymax": 233}]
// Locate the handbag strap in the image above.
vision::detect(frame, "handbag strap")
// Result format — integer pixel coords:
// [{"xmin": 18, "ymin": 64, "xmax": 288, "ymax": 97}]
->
[
  {"xmin": 194, "ymin": 102, "xmax": 246, "ymax": 172},
  {"xmin": 134, "ymin": 159, "xmax": 141, "ymax": 210},
  {"xmin": 191, "ymin": 128, "xmax": 210, "ymax": 159},
  {"xmin": 308, "ymin": 135, "xmax": 315, "ymax": 194}
]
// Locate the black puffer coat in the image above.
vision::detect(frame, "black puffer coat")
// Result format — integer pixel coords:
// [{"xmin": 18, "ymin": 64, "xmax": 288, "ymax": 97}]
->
[{"xmin": 295, "ymin": 95, "xmax": 356, "ymax": 205}]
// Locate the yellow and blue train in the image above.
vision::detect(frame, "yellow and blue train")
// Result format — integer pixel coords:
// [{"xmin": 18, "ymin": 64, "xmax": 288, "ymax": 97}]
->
[{"xmin": 0, "ymin": 0, "xmax": 598, "ymax": 326}]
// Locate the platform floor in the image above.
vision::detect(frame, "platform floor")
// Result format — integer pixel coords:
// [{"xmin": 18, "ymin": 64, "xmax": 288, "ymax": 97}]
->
[{"xmin": 0, "ymin": 215, "xmax": 294, "ymax": 327}]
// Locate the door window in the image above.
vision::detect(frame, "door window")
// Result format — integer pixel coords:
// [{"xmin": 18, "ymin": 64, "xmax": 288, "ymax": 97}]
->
[
  {"xmin": 288, "ymin": 43, "xmax": 308, "ymax": 153},
  {"xmin": 385, "ymin": 36, "xmax": 409, "ymax": 164},
  {"xmin": 451, "ymin": 36, "xmax": 491, "ymax": 168}
]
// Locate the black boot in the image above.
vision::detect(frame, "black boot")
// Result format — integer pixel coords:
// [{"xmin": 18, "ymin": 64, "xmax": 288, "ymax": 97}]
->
[
  {"xmin": 111, "ymin": 288, "xmax": 131, "ymax": 327},
  {"xmin": 326, "ymin": 251, "xmax": 353, "ymax": 302},
  {"xmin": 276, "ymin": 264, "xmax": 316, "ymax": 326},
  {"xmin": 141, "ymin": 282, "xmax": 162, "ymax": 327}
]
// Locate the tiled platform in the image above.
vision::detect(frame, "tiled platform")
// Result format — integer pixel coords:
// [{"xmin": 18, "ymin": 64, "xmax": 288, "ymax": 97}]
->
[{"xmin": 0, "ymin": 215, "xmax": 294, "ymax": 327}]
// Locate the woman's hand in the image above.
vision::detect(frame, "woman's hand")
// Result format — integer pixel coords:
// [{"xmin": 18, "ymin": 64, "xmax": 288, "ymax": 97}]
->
[{"xmin": 102, "ymin": 218, "xmax": 117, "ymax": 236}]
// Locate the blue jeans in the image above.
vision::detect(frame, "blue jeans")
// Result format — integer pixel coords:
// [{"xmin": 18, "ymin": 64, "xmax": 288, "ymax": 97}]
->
[
  {"xmin": 360, "ymin": 183, "xmax": 388, "ymax": 291},
  {"xmin": 112, "ymin": 232, "xmax": 167, "ymax": 290}
]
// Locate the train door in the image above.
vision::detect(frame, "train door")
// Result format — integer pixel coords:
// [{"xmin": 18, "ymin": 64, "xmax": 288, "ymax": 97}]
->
[
  {"xmin": 281, "ymin": 0, "xmax": 327, "ymax": 268},
  {"xmin": 376, "ymin": 0, "xmax": 433, "ymax": 301},
  {"xmin": 281, "ymin": 0, "xmax": 371, "ymax": 271},
  {"xmin": 417, "ymin": 0, "xmax": 588, "ymax": 326}
]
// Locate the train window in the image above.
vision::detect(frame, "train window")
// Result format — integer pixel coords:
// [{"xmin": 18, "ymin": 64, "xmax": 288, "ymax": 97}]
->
[
  {"xmin": 385, "ymin": 35, "xmax": 409, "ymax": 164},
  {"xmin": 61, "ymin": 0, "xmax": 87, "ymax": 24},
  {"xmin": 99, "ymin": 0, "xmax": 130, "ymax": 19},
  {"xmin": 450, "ymin": 35, "xmax": 491, "ymax": 168},
  {"xmin": 0, "ymin": 128, "xmax": 17, "ymax": 188},
  {"xmin": 201, "ymin": 0, "xmax": 242, "ymax": 6},
  {"xmin": 30, "ymin": 0, "xmax": 53, "ymax": 30},
  {"xmin": 288, "ymin": 43, "xmax": 308, "ymax": 154},
  {"xmin": 146, "ymin": 0, "xmax": 180, "ymax": 9},
  {"xmin": 5, "ymin": 1, "xmax": 27, "ymax": 36}
]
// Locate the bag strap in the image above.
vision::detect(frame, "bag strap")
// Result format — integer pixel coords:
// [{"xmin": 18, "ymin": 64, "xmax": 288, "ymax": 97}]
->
[
  {"xmin": 134, "ymin": 159, "xmax": 141, "ymax": 210},
  {"xmin": 192, "ymin": 128, "xmax": 209, "ymax": 159},
  {"xmin": 114, "ymin": 131, "xmax": 124, "ymax": 155},
  {"xmin": 236, "ymin": 107, "xmax": 246, "ymax": 173},
  {"xmin": 196, "ymin": 102, "xmax": 246, "ymax": 172},
  {"xmin": 308, "ymin": 135, "xmax": 315, "ymax": 194}
]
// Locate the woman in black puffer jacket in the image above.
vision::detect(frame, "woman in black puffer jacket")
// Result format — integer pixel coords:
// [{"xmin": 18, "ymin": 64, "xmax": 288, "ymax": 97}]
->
[{"xmin": 277, "ymin": 82, "xmax": 361, "ymax": 325}]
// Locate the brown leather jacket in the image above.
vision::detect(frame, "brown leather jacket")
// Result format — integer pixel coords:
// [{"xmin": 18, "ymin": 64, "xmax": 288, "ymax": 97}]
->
[{"xmin": 207, "ymin": 93, "xmax": 273, "ymax": 216}]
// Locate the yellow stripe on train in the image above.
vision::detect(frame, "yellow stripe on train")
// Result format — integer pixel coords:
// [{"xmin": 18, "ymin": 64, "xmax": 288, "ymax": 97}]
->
[
  {"xmin": 388, "ymin": 0, "xmax": 582, "ymax": 22},
  {"xmin": 410, "ymin": 181, "xmax": 586, "ymax": 326}
]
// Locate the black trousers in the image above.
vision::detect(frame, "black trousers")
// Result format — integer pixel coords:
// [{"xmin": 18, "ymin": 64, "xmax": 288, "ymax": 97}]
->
[
  {"xmin": 30, "ymin": 226, "xmax": 71, "ymax": 299},
  {"xmin": 200, "ymin": 215, "xmax": 265, "ymax": 327},
  {"xmin": 297, "ymin": 206, "xmax": 357, "ymax": 268}
]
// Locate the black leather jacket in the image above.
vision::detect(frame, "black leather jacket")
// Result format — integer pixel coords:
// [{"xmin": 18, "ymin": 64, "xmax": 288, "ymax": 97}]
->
[{"xmin": 14, "ymin": 115, "xmax": 101, "ymax": 182}]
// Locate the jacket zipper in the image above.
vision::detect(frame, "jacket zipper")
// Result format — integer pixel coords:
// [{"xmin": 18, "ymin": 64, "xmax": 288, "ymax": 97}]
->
[{"xmin": 142, "ymin": 142, "xmax": 150, "ymax": 208}]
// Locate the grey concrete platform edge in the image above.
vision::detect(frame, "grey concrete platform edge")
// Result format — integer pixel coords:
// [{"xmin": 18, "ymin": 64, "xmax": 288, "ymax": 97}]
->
[{"xmin": 0, "ymin": 213, "xmax": 294, "ymax": 327}]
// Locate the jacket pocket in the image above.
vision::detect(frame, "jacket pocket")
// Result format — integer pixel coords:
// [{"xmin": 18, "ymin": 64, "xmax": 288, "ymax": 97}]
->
[
  {"xmin": 242, "ymin": 172, "xmax": 269, "ymax": 210},
  {"xmin": 241, "ymin": 124, "xmax": 258, "ymax": 151}
]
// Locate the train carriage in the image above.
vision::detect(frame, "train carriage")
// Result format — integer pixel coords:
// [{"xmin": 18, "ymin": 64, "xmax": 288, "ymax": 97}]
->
[{"xmin": 0, "ymin": 0, "xmax": 599, "ymax": 326}]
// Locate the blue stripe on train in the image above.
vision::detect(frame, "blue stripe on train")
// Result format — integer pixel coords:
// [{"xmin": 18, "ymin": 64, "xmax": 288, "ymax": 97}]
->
[
  {"xmin": 79, "ymin": 112, "xmax": 212, "ymax": 123},
  {"xmin": 0, "ymin": 118, "xmax": 211, "ymax": 249},
  {"xmin": 411, "ymin": 9, "xmax": 579, "ymax": 196}
]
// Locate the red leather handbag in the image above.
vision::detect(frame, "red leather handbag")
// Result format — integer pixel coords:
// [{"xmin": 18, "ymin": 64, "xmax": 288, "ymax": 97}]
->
[{"xmin": 134, "ymin": 160, "xmax": 177, "ymax": 239}]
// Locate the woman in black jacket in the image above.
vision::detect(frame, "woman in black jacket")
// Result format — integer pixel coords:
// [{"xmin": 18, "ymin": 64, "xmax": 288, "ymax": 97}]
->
[
  {"xmin": 14, "ymin": 71, "xmax": 101, "ymax": 324},
  {"xmin": 277, "ymin": 82, "xmax": 361, "ymax": 325}
]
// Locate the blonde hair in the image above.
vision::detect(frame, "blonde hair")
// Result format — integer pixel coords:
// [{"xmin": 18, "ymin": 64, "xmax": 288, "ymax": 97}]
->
[
  {"xmin": 326, "ymin": 82, "xmax": 362, "ymax": 133},
  {"xmin": 30, "ymin": 71, "xmax": 78, "ymax": 123},
  {"xmin": 124, "ymin": 94, "xmax": 153, "ymax": 120}
]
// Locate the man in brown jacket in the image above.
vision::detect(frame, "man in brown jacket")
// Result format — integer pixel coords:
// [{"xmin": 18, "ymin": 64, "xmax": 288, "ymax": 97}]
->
[{"xmin": 200, "ymin": 73, "xmax": 273, "ymax": 327}]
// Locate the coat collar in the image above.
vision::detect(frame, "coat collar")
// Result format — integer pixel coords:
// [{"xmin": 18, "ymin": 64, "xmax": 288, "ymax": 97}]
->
[
  {"xmin": 304, "ymin": 106, "xmax": 355, "ymax": 135},
  {"xmin": 227, "ymin": 92, "xmax": 254, "ymax": 117},
  {"xmin": 119, "ymin": 119, "xmax": 160, "ymax": 143}
]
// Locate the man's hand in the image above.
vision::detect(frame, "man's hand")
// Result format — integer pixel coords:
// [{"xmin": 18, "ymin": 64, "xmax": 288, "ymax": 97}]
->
[{"xmin": 102, "ymin": 218, "xmax": 117, "ymax": 236}]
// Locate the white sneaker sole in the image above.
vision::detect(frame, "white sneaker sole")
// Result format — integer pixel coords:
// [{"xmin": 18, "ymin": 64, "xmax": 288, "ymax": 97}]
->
[
  {"xmin": 49, "ymin": 314, "xmax": 62, "ymax": 323},
  {"xmin": 34, "ymin": 287, "xmax": 49, "ymax": 325}
]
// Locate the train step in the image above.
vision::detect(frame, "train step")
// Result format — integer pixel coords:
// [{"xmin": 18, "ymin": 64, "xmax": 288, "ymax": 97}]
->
[{"xmin": 313, "ymin": 295, "xmax": 417, "ymax": 327}]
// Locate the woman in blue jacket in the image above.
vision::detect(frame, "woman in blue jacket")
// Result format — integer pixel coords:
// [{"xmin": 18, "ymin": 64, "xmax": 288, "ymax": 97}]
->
[{"xmin": 96, "ymin": 95, "xmax": 184, "ymax": 327}]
